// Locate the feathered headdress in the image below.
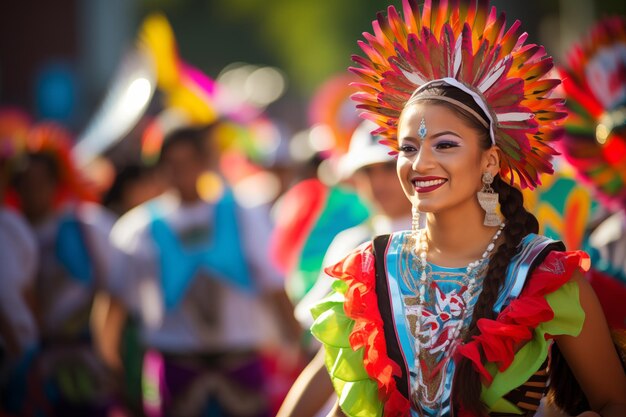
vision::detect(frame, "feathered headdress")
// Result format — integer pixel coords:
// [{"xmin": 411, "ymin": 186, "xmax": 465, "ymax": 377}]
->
[
  {"xmin": 0, "ymin": 108, "xmax": 31, "ymax": 161},
  {"xmin": 350, "ymin": 0, "xmax": 566, "ymax": 189},
  {"xmin": 558, "ymin": 17, "xmax": 626, "ymax": 209},
  {"xmin": 23, "ymin": 122, "xmax": 98, "ymax": 204},
  {"xmin": 308, "ymin": 73, "xmax": 362, "ymax": 157}
]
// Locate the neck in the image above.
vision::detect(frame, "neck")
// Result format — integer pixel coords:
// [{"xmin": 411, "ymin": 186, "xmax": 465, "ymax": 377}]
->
[
  {"xmin": 26, "ymin": 209, "xmax": 55, "ymax": 226},
  {"xmin": 423, "ymin": 202, "xmax": 500, "ymax": 267}
]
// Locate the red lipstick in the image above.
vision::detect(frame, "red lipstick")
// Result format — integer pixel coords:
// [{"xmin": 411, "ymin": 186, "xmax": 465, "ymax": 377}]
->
[{"xmin": 412, "ymin": 176, "xmax": 447, "ymax": 193}]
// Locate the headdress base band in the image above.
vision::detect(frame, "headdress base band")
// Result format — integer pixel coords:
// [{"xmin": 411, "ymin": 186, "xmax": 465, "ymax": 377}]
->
[
  {"xmin": 407, "ymin": 94, "xmax": 490, "ymax": 130},
  {"xmin": 409, "ymin": 77, "xmax": 497, "ymax": 145}
]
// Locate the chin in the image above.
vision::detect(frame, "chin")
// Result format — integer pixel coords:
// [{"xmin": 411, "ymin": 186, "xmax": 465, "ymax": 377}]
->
[
  {"xmin": 416, "ymin": 196, "xmax": 458, "ymax": 214},
  {"xmin": 414, "ymin": 202, "xmax": 436, "ymax": 213},
  {"xmin": 418, "ymin": 196, "xmax": 480, "ymax": 217}
]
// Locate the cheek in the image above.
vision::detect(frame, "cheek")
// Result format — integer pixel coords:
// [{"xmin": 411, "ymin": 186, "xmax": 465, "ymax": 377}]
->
[
  {"xmin": 370, "ymin": 169, "xmax": 400, "ymax": 192},
  {"xmin": 448, "ymin": 157, "xmax": 482, "ymax": 190},
  {"xmin": 396, "ymin": 157, "xmax": 416, "ymax": 198},
  {"xmin": 352, "ymin": 175, "xmax": 371, "ymax": 196},
  {"xmin": 396, "ymin": 156, "xmax": 411, "ymax": 180}
]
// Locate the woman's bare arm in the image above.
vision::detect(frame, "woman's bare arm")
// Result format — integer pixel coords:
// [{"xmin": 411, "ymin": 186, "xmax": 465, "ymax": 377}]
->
[
  {"xmin": 555, "ymin": 271, "xmax": 626, "ymax": 416},
  {"xmin": 328, "ymin": 400, "xmax": 347, "ymax": 417},
  {"xmin": 276, "ymin": 348, "xmax": 335, "ymax": 417}
]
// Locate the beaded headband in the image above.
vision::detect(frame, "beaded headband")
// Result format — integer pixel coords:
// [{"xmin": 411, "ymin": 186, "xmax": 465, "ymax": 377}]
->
[
  {"xmin": 558, "ymin": 17, "xmax": 626, "ymax": 209},
  {"xmin": 406, "ymin": 82, "xmax": 490, "ymax": 132},
  {"xmin": 410, "ymin": 93, "xmax": 490, "ymax": 130},
  {"xmin": 350, "ymin": 0, "xmax": 567, "ymax": 189}
]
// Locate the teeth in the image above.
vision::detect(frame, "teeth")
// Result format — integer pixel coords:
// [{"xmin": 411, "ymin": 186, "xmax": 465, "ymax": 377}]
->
[{"xmin": 415, "ymin": 179, "xmax": 446, "ymax": 188}]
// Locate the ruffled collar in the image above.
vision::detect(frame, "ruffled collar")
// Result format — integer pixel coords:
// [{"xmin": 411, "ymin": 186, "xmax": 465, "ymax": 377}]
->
[{"xmin": 334, "ymin": 242, "xmax": 589, "ymax": 416}]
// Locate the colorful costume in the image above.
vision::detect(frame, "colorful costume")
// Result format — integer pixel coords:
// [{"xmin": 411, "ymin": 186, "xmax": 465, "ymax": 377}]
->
[
  {"xmin": 111, "ymin": 187, "xmax": 284, "ymax": 417},
  {"xmin": 4, "ymin": 122, "xmax": 122, "ymax": 416},
  {"xmin": 270, "ymin": 72, "xmax": 370, "ymax": 305},
  {"xmin": 558, "ymin": 16, "xmax": 626, "ymax": 212},
  {"xmin": 312, "ymin": 233, "xmax": 588, "ymax": 416},
  {"xmin": 270, "ymin": 179, "xmax": 370, "ymax": 303},
  {"xmin": 310, "ymin": 0, "xmax": 586, "ymax": 415},
  {"xmin": 33, "ymin": 202, "xmax": 122, "ymax": 416}
]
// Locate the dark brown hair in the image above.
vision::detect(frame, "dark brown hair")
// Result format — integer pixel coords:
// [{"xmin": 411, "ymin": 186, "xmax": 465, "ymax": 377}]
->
[
  {"xmin": 412, "ymin": 85, "xmax": 540, "ymax": 415},
  {"xmin": 454, "ymin": 176, "xmax": 539, "ymax": 415},
  {"xmin": 158, "ymin": 124, "xmax": 212, "ymax": 164}
]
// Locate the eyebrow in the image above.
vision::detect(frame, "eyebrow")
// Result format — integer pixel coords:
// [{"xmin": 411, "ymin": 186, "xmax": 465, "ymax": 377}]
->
[{"xmin": 400, "ymin": 130, "xmax": 463, "ymax": 142}]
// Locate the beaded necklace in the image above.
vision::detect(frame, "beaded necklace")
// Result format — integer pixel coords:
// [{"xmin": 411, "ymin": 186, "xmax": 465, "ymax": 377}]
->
[
  {"xmin": 403, "ymin": 223, "xmax": 505, "ymax": 414},
  {"xmin": 415, "ymin": 223, "xmax": 504, "ymax": 306}
]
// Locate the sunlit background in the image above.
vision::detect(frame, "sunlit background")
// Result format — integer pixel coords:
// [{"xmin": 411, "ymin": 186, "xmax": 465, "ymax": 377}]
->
[
  {"xmin": 1, "ymin": 3, "xmax": 625, "ymax": 416},
  {"xmin": 1, "ymin": 0, "xmax": 625, "ymax": 134}
]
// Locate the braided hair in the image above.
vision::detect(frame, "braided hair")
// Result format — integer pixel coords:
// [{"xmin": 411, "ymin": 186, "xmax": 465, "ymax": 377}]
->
[
  {"xmin": 411, "ymin": 85, "xmax": 539, "ymax": 415},
  {"xmin": 454, "ymin": 177, "xmax": 538, "ymax": 415}
]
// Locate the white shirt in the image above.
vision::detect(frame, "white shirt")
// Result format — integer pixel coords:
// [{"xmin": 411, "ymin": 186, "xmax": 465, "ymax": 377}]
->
[
  {"xmin": 0, "ymin": 208, "xmax": 39, "ymax": 354},
  {"xmin": 295, "ymin": 215, "xmax": 412, "ymax": 328},
  {"xmin": 110, "ymin": 192, "xmax": 284, "ymax": 353},
  {"xmin": 33, "ymin": 202, "xmax": 122, "ymax": 337}
]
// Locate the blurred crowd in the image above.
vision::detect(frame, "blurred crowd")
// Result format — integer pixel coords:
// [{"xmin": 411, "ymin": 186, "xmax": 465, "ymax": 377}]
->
[
  {"xmin": 1, "ymin": 7, "xmax": 625, "ymax": 417},
  {"xmin": 0, "ymin": 97, "xmax": 364, "ymax": 417},
  {"xmin": 0, "ymin": 13, "xmax": 380, "ymax": 417}
]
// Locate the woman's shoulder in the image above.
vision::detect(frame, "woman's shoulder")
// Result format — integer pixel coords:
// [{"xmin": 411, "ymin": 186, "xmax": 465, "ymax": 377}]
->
[
  {"xmin": 457, "ymin": 238, "xmax": 591, "ymax": 412},
  {"xmin": 322, "ymin": 240, "xmax": 376, "ymax": 289},
  {"xmin": 323, "ymin": 230, "xmax": 416, "ymax": 280},
  {"xmin": 492, "ymin": 233, "xmax": 588, "ymax": 315},
  {"xmin": 519, "ymin": 232, "xmax": 591, "ymax": 289},
  {"xmin": 521, "ymin": 248, "xmax": 591, "ymax": 299}
]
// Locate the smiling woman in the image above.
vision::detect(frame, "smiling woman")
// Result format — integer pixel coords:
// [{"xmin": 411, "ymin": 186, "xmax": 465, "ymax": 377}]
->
[
  {"xmin": 307, "ymin": 1, "xmax": 626, "ymax": 416},
  {"xmin": 397, "ymin": 93, "xmax": 498, "ymax": 220}
]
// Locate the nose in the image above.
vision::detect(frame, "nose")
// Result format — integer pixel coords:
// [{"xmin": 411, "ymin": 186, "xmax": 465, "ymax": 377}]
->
[{"xmin": 411, "ymin": 143, "xmax": 435, "ymax": 173}]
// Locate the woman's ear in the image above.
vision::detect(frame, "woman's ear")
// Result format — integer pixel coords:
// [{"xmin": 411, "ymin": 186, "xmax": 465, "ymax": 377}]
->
[{"xmin": 483, "ymin": 146, "xmax": 501, "ymax": 176}]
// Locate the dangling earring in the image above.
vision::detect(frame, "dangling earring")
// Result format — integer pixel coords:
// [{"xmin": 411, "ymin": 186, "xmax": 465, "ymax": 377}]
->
[{"xmin": 477, "ymin": 172, "xmax": 501, "ymax": 227}]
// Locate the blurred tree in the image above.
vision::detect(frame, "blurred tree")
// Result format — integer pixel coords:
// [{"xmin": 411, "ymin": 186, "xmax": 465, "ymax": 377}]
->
[
  {"xmin": 136, "ymin": 0, "xmax": 624, "ymax": 99},
  {"xmin": 2, "ymin": 0, "xmax": 623, "ymax": 135},
  {"xmin": 138, "ymin": 0, "xmax": 389, "ymax": 95}
]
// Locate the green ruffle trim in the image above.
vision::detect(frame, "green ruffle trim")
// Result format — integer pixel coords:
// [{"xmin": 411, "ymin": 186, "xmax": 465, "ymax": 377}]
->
[
  {"xmin": 482, "ymin": 281, "xmax": 585, "ymax": 413},
  {"xmin": 310, "ymin": 280, "xmax": 383, "ymax": 417},
  {"xmin": 311, "ymin": 274, "xmax": 585, "ymax": 415}
]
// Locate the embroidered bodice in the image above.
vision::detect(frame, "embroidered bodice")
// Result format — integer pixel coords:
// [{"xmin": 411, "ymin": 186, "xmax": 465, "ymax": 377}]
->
[
  {"xmin": 403, "ymin": 263, "xmax": 487, "ymax": 415},
  {"xmin": 389, "ymin": 232, "xmax": 489, "ymax": 416},
  {"xmin": 310, "ymin": 231, "xmax": 589, "ymax": 417}
]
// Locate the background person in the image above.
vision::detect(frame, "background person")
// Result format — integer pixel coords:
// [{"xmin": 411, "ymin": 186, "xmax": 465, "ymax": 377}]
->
[
  {"xmin": 278, "ymin": 120, "xmax": 412, "ymax": 417},
  {"xmin": 110, "ymin": 123, "xmax": 300, "ymax": 417}
]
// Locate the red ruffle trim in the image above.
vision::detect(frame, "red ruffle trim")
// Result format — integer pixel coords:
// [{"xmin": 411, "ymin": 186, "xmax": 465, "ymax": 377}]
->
[
  {"xmin": 325, "ymin": 243, "xmax": 412, "ymax": 417},
  {"xmin": 455, "ymin": 250, "xmax": 590, "ymax": 384}
]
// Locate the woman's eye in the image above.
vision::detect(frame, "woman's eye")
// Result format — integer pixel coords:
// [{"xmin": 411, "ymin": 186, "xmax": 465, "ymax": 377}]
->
[
  {"xmin": 399, "ymin": 144, "xmax": 418, "ymax": 153},
  {"xmin": 434, "ymin": 141, "xmax": 459, "ymax": 150}
]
